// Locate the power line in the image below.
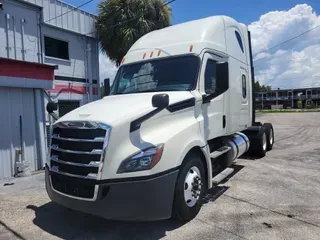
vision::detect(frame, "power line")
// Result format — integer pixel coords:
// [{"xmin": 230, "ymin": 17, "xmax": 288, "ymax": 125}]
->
[
  {"xmin": 253, "ymin": 24, "xmax": 320, "ymax": 58},
  {"xmin": 45, "ymin": 0, "xmax": 95, "ymax": 23},
  {"xmin": 83, "ymin": 0, "xmax": 176, "ymax": 36}
]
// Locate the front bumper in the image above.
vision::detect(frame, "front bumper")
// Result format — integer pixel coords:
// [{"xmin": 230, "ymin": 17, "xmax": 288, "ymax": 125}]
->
[{"xmin": 45, "ymin": 166, "xmax": 179, "ymax": 221}]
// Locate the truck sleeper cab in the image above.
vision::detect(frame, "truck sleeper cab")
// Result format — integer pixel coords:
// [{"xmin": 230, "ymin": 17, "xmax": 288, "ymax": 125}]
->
[{"xmin": 45, "ymin": 15, "xmax": 274, "ymax": 221}]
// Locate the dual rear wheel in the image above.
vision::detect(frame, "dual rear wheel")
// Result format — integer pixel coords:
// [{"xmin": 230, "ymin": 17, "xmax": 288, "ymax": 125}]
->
[{"xmin": 246, "ymin": 123, "xmax": 274, "ymax": 158}]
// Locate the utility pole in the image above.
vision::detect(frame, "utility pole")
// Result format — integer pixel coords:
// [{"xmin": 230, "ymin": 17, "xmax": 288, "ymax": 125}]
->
[{"xmin": 316, "ymin": 88, "xmax": 319, "ymax": 109}]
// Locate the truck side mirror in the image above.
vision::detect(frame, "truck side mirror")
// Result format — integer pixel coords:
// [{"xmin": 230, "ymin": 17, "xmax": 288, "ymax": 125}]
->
[
  {"xmin": 46, "ymin": 101, "xmax": 59, "ymax": 120},
  {"xmin": 46, "ymin": 101, "xmax": 58, "ymax": 113},
  {"xmin": 104, "ymin": 78, "xmax": 110, "ymax": 96},
  {"xmin": 152, "ymin": 94, "xmax": 169, "ymax": 109}
]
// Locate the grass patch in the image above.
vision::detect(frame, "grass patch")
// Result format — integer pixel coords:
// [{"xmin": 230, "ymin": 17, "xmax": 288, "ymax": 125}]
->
[{"xmin": 256, "ymin": 109, "xmax": 320, "ymax": 113}]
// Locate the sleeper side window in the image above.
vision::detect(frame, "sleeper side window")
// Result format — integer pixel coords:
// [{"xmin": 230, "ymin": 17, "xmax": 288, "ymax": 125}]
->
[
  {"xmin": 205, "ymin": 60, "xmax": 216, "ymax": 94},
  {"xmin": 235, "ymin": 31, "xmax": 244, "ymax": 53}
]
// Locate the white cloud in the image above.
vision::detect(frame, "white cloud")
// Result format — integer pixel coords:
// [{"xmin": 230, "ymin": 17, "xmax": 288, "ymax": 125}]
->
[
  {"xmin": 249, "ymin": 4, "xmax": 320, "ymax": 89},
  {"xmin": 99, "ymin": 53, "xmax": 118, "ymax": 85}
]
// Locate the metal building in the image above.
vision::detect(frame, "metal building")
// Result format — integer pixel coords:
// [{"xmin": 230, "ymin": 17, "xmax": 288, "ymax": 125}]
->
[
  {"xmin": 0, "ymin": 58, "xmax": 54, "ymax": 178},
  {"xmin": 0, "ymin": 0, "xmax": 100, "ymax": 107},
  {"xmin": 0, "ymin": 0, "xmax": 100, "ymax": 178},
  {"xmin": 255, "ymin": 87, "xmax": 320, "ymax": 109}
]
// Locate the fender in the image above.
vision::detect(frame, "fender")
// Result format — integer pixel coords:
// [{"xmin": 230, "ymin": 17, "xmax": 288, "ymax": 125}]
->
[{"xmin": 177, "ymin": 141, "xmax": 213, "ymax": 189}]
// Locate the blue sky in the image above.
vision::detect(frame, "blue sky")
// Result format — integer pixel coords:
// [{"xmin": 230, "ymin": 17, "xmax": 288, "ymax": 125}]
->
[
  {"xmin": 64, "ymin": 0, "xmax": 319, "ymax": 25},
  {"xmin": 64, "ymin": 0, "xmax": 320, "ymax": 89}
]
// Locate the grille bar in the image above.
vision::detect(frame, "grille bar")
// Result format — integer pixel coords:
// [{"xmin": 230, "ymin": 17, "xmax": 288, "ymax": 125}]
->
[
  {"xmin": 50, "ymin": 167, "xmax": 98, "ymax": 179},
  {"xmin": 51, "ymin": 144, "xmax": 103, "ymax": 155},
  {"xmin": 55, "ymin": 121, "xmax": 108, "ymax": 129},
  {"xmin": 51, "ymin": 155, "xmax": 100, "ymax": 168},
  {"xmin": 52, "ymin": 134, "xmax": 104, "ymax": 142}
]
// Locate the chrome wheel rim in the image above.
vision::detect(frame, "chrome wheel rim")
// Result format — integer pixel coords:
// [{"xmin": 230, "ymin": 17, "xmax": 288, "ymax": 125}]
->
[
  {"xmin": 269, "ymin": 128, "xmax": 274, "ymax": 145},
  {"xmin": 262, "ymin": 132, "xmax": 267, "ymax": 151},
  {"xmin": 184, "ymin": 166, "xmax": 202, "ymax": 207}
]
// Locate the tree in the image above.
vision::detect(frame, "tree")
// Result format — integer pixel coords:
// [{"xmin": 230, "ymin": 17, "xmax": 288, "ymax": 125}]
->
[
  {"xmin": 254, "ymin": 81, "xmax": 261, "ymax": 92},
  {"xmin": 254, "ymin": 81, "xmax": 272, "ymax": 92},
  {"xmin": 261, "ymin": 85, "xmax": 272, "ymax": 92},
  {"xmin": 96, "ymin": 0, "xmax": 171, "ymax": 66}
]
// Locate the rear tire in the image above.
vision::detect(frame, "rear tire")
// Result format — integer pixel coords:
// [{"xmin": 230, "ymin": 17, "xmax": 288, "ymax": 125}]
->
[
  {"xmin": 255, "ymin": 126, "xmax": 267, "ymax": 158},
  {"xmin": 172, "ymin": 152, "xmax": 206, "ymax": 221},
  {"xmin": 263, "ymin": 123, "xmax": 274, "ymax": 151},
  {"xmin": 246, "ymin": 126, "xmax": 267, "ymax": 158}
]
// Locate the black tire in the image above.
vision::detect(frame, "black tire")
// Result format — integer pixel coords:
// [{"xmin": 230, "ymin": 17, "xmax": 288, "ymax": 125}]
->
[
  {"xmin": 172, "ymin": 152, "xmax": 206, "ymax": 221},
  {"xmin": 247, "ymin": 126, "xmax": 267, "ymax": 158},
  {"xmin": 263, "ymin": 123, "xmax": 274, "ymax": 151}
]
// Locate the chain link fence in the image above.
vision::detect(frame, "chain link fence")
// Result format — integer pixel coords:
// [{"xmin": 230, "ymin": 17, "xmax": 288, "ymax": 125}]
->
[{"xmin": 58, "ymin": 100, "xmax": 80, "ymax": 117}]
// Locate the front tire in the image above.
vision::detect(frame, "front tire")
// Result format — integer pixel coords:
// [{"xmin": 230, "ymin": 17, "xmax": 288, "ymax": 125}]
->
[{"xmin": 172, "ymin": 153, "xmax": 206, "ymax": 221}]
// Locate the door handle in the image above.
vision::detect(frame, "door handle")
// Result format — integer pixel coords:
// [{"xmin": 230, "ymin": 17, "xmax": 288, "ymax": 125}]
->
[{"xmin": 223, "ymin": 115, "xmax": 226, "ymax": 128}]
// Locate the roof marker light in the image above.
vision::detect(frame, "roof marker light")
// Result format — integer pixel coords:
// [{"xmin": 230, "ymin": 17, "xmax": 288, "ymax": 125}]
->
[
  {"xmin": 143, "ymin": 53, "xmax": 146, "ymax": 59},
  {"xmin": 158, "ymin": 50, "xmax": 161, "ymax": 56},
  {"xmin": 189, "ymin": 45, "xmax": 194, "ymax": 52},
  {"xmin": 121, "ymin": 57, "xmax": 125, "ymax": 64},
  {"xmin": 150, "ymin": 52, "xmax": 154, "ymax": 58}
]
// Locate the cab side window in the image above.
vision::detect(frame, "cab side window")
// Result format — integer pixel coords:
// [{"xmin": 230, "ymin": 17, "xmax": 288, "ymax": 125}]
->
[
  {"xmin": 205, "ymin": 60, "xmax": 216, "ymax": 94},
  {"xmin": 242, "ymin": 74, "xmax": 247, "ymax": 98}
]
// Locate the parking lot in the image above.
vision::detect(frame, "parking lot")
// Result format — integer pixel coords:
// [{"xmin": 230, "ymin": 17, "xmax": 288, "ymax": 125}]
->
[{"xmin": 1, "ymin": 113, "xmax": 320, "ymax": 240}]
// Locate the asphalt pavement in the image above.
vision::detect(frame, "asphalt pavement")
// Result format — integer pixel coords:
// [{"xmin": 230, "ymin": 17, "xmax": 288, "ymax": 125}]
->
[{"xmin": 1, "ymin": 113, "xmax": 320, "ymax": 240}]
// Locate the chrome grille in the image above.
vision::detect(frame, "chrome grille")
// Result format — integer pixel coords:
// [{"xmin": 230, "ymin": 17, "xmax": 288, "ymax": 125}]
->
[
  {"xmin": 49, "ymin": 121, "xmax": 111, "ymax": 198},
  {"xmin": 50, "ymin": 122, "xmax": 108, "ymax": 178}
]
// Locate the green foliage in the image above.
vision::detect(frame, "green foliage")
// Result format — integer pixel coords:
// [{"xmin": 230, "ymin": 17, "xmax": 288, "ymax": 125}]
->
[
  {"xmin": 254, "ymin": 81, "xmax": 272, "ymax": 92},
  {"xmin": 96, "ymin": 0, "xmax": 171, "ymax": 66},
  {"xmin": 297, "ymin": 100, "xmax": 303, "ymax": 109},
  {"xmin": 100, "ymin": 85, "xmax": 105, "ymax": 97},
  {"xmin": 254, "ymin": 81, "xmax": 261, "ymax": 92},
  {"xmin": 256, "ymin": 108, "xmax": 320, "ymax": 113}
]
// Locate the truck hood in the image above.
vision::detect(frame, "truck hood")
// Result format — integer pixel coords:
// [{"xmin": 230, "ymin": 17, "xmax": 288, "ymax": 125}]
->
[{"xmin": 57, "ymin": 91, "xmax": 195, "ymax": 126}]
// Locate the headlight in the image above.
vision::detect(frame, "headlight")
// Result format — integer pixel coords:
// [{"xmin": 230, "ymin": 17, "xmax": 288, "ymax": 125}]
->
[{"xmin": 117, "ymin": 144, "xmax": 164, "ymax": 174}]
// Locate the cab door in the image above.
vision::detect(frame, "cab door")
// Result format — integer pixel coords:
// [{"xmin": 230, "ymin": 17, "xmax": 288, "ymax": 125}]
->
[{"xmin": 200, "ymin": 53, "xmax": 228, "ymax": 141}]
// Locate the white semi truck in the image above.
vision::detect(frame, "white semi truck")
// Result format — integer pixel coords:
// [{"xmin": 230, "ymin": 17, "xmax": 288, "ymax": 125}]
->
[{"xmin": 45, "ymin": 15, "xmax": 274, "ymax": 221}]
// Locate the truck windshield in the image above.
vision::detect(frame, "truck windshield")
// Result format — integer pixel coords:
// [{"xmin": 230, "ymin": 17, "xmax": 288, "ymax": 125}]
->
[{"xmin": 111, "ymin": 55, "xmax": 199, "ymax": 94}]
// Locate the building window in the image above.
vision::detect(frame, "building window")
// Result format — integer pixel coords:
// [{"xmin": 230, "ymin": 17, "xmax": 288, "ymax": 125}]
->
[
  {"xmin": 235, "ymin": 31, "xmax": 244, "ymax": 53},
  {"xmin": 205, "ymin": 60, "xmax": 216, "ymax": 94},
  {"xmin": 242, "ymin": 74, "xmax": 247, "ymax": 98},
  {"xmin": 44, "ymin": 36, "xmax": 69, "ymax": 60}
]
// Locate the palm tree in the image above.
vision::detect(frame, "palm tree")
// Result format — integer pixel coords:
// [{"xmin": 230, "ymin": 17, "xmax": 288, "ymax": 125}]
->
[{"xmin": 96, "ymin": 0, "xmax": 171, "ymax": 66}]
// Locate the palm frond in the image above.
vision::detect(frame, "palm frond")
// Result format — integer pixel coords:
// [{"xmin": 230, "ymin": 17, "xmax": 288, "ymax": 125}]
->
[{"xmin": 96, "ymin": 0, "xmax": 172, "ymax": 65}]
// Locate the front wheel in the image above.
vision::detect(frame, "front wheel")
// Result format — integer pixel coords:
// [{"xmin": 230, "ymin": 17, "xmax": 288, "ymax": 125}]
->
[{"xmin": 172, "ymin": 153, "xmax": 206, "ymax": 221}]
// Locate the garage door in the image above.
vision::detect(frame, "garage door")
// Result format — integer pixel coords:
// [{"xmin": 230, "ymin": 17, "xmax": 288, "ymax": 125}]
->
[{"xmin": 0, "ymin": 87, "xmax": 39, "ymax": 178}]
